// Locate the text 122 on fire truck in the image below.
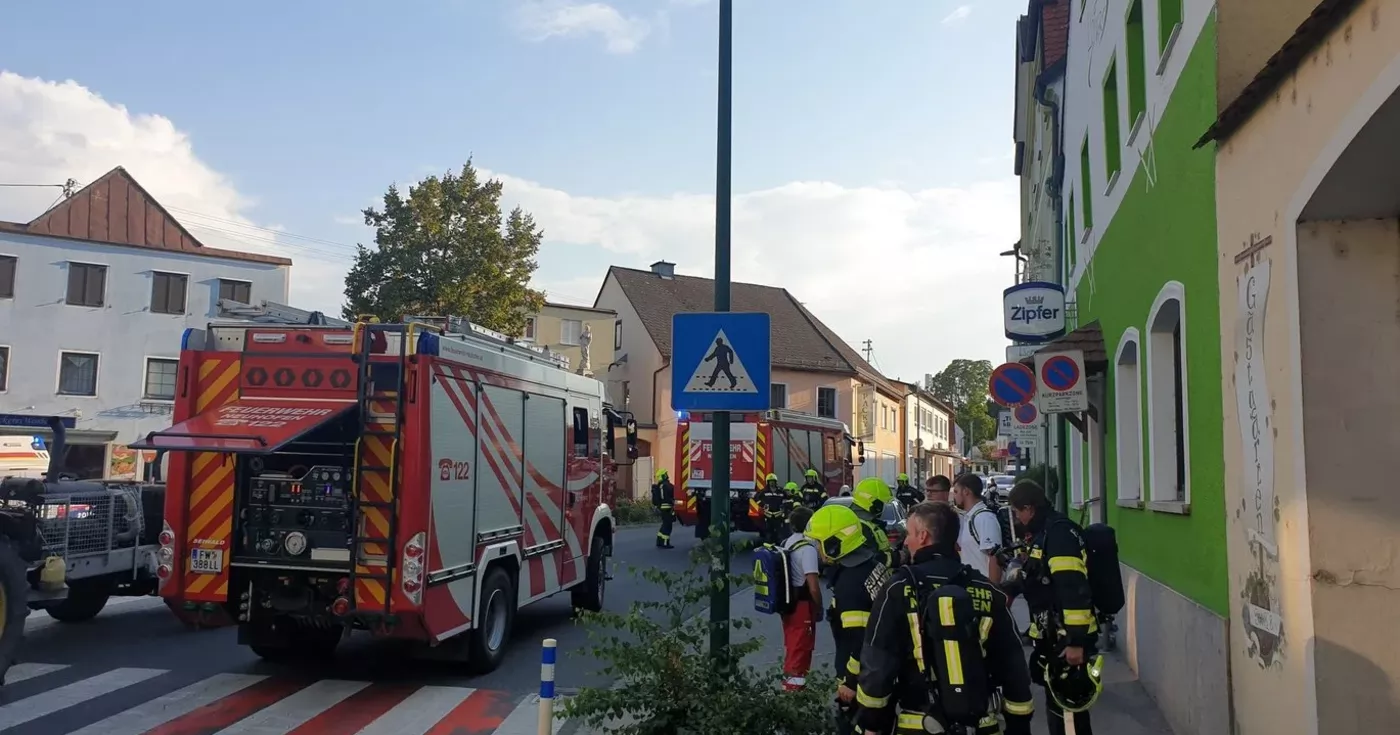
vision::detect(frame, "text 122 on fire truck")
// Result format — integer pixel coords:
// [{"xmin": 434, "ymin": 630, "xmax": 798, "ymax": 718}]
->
[{"xmin": 131, "ymin": 303, "xmax": 638, "ymax": 672}]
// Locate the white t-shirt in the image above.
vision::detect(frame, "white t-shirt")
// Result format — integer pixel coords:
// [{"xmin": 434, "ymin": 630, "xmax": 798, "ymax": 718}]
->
[
  {"xmin": 782, "ymin": 533, "xmax": 821, "ymax": 589},
  {"xmin": 957, "ymin": 501, "xmax": 1003, "ymax": 578}
]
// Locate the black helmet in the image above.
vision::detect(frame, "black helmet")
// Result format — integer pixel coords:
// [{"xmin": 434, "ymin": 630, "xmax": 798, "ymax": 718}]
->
[{"xmin": 1040, "ymin": 653, "xmax": 1105, "ymax": 713}]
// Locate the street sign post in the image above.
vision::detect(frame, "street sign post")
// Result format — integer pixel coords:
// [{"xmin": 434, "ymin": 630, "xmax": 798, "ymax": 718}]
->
[
  {"xmin": 708, "ymin": 0, "xmax": 735, "ymax": 669},
  {"xmin": 1035, "ymin": 350, "xmax": 1088, "ymax": 413},
  {"xmin": 671, "ymin": 313, "xmax": 771, "ymax": 412},
  {"xmin": 989, "ymin": 362, "xmax": 1036, "ymax": 408},
  {"xmin": 997, "ymin": 410, "xmax": 1013, "ymax": 437}
]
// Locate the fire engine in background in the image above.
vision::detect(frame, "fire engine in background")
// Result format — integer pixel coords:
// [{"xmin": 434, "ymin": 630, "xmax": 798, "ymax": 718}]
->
[
  {"xmin": 673, "ymin": 409, "xmax": 861, "ymax": 532},
  {"xmin": 131, "ymin": 301, "xmax": 637, "ymax": 673}
]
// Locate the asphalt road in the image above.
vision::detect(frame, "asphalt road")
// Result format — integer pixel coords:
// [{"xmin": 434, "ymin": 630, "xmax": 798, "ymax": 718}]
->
[{"xmin": 1, "ymin": 522, "xmax": 760, "ymax": 735}]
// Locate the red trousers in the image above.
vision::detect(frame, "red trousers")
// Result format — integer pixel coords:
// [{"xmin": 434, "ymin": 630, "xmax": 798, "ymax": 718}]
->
[{"xmin": 780, "ymin": 598, "xmax": 817, "ymax": 686}]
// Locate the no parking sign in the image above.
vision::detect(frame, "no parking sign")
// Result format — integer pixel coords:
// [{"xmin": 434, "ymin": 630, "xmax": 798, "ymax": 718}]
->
[{"xmin": 1034, "ymin": 349, "xmax": 1088, "ymax": 413}]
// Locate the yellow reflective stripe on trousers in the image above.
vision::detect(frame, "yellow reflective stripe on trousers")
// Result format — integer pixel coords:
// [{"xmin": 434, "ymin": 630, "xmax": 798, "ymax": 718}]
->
[
  {"xmin": 1049, "ymin": 555, "xmax": 1087, "ymax": 575},
  {"xmin": 846, "ymin": 656, "xmax": 860, "ymax": 675},
  {"xmin": 1063, "ymin": 608, "xmax": 1094, "ymax": 626},
  {"xmin": 841, "ymin": 610, "xmax": 870, "ymax": 628},
  {"xmin": 1004, "ymin": 698, "xmax": 1035, "ymax": 715},
  {"xmin": 943, "ymin": 641, "xmax": 965, "ymax": 685},
  {"xmin": 856, "ymin": 686, "xmax": 889, "ymax": 709}
]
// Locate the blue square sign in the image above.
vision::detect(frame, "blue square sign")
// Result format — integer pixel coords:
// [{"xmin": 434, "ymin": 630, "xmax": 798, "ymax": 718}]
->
[{"xmin": 670, "ymin": 312, "xmax": 771, "ymax": 412}]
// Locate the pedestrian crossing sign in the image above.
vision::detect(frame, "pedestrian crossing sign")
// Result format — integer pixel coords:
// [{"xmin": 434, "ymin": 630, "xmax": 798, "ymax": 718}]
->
[{"xmin": 671, "ymin": 312, "xmax": 771, "ymax": 412}]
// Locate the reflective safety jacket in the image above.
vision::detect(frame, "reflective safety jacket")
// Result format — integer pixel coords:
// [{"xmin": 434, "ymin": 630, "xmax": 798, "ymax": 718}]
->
[
  {"xmin": 855, "ymin": 548, "xmax": 1035, "ymax": 735},
  {"xmin": 827, "ymin": 555, "xmax": 890, "ymax": 693},
  {"xmin": 894, "ymin": 484, "xmax": 924, "ymax": 511},
  {"xmin": 1022, "ymin": 511, "xmax": 1097, "ymax": 647},
  {"xmin": 651, "ymin": 479, "xmax": 674, "ymax": 511},
  {"xmin": 801, "ymin": 480, "xmax": 826, "ymax": 509}
]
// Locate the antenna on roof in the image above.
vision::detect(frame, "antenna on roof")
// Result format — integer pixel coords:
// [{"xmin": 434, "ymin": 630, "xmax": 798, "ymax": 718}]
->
[{"xmin": 861, "ymin": 339, "xmax": 873, "ymax": 362}]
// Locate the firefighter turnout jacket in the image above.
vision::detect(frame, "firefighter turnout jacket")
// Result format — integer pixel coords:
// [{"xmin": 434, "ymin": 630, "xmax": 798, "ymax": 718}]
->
[
  {"xmin": 827, "ymin": 551, "xmax": 891, "ymax": 694},
  {"xmin": 758, "ymin": 484, "xmax": 788, "ymax": 517},
  {"xmin": 801, "ymin": 479, "xmax": 826, "ymax": 509},
  {"xmin": 1022, "ymin": 510, "xmax": 1097, "ymax": 648},
  {"xmin": 894, "ymin": 482, "xmax": 924, "ymax": 511},
  {"xmin": 856, "ymin": 547, "xmax": 1035, "ymax": 734}
]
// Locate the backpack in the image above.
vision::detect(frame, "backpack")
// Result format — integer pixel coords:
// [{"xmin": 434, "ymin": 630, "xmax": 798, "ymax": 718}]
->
[
  {"xmin": 753, "ymin": 540, "xmax": 811, "ymax": 615},
  {"xmin": 912, "ymin": 569, "xmax": 992, "ymax": 728},
  {"xmin": 1080, "ymin": 522, "xmax": 1125, "ymax": 615}
]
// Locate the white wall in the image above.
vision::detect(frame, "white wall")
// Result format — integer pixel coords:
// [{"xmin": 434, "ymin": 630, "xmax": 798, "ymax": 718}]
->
[
  {"xmin": 594, "ymin": 273, "xmax": 664, "ymax": 425},
  {"xmin": 0, "ymin": 231, "xmax": 289, "ymax": 446},
  {"xmin": 1062, "ymin": 0, "xmax": 1213, "ymax": 294}
]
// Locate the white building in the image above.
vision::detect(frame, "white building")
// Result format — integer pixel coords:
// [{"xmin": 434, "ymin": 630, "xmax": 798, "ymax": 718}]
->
[
  {"xmin": 903, "ymin": 383, "xmax": 958, "ymax": 482},
  {"xmin": 0, "ymin": 167, "xmax": 290, "ymax": 480}
]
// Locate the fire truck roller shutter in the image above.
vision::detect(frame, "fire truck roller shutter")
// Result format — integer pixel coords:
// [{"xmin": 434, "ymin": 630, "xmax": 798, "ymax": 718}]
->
[
  {"xmin": 522, "ymin": 392, "xmax": 575, "ymax": 594},
  {"xmin": 426, "ymin": 364, "xmax": 481, "ymax": 639},
  {"xmin": 129, "ymin": 399, "xmax": 357, "ymax": 454},
  {"xmin": 787, "ymin": 429, "xmax": 819, "ymax": 486}
]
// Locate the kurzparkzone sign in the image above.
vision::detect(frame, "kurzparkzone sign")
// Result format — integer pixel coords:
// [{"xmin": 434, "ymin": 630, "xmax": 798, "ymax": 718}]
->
[{"xmin": 1003, "ymin": 281, "xmax": 1066, "ymax": 343}]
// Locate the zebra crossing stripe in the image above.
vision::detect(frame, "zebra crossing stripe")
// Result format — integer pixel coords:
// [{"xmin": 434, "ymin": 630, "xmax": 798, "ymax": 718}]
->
[
  {"xmin": 213, "ymin": 679, "xmax": 369, "ymax": 734},
  {"xmin": 4, "ymin": 662, "xmax": 70, "ymax": 685},
  {"xmin": 0, "ymin": 667, "xmax": 167, "ymax": 730},
  {"xmin": 349, "ymin": 686, "xmax": 479, "ymax": 735},
  {"xmin": 66, "ymin": 674, "xmax": 268, "ymax": 735}
]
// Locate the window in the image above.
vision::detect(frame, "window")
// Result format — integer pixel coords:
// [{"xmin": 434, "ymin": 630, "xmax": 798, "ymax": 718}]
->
[
  {"xmin": 0, "ymin": 255, "xmax": 14, "ymax": 299},
  {"xmin": 770, "ymin": 383, "xmax": 788, "ymax": 409},
  {"xmin": 144, "ymin": 358, "xmax": 179, "ymax": 401},
  {"xmin": 151, "ymin": 272, "xmax": 188, "ymax": 315},
  {"xmin": 1159, "ymin": 0, "xmax": 1183, "ymax": 54},
  {"xmin": 817, "ymin": 387, "xmax": 837, "ymax": 418},
  {"xmin": 1125, "ymin": 0, "xmax": 1146, "ymax": 130},
  {"xmin": 1102, "ymin": 57, "xmax": 1122, "ymax": 183},
  {"xmin": 559, "ymin": 319, "xmax": 582, "ymax": 346},
  {"xmin": 0, "ymin": 345, "xmax": 8, "ymax": 392},
  {"xmin": 1146, "ymin": 283, "xmax": 1189, "ymax": 508},
  {"xmin": 58, "ymin": 351, "xmax": 99, "ymax": 396},
  {"xmin": 522, "ymin": 317, "xmax": 537, "ymax": 342},
  {"xmin": 66, "ymin": 263, "xmax": 107, "ymax": 307},
  {"xmin": 1114, "ymin": 330, "xmax": 1144, "ymax": 504},
  {"xmin": 1078, "ymin": 141, "xmax": 1093, "ymax": 232},
  {"xmin": 218, "ymin": 279, "xmax": 251, "ymax": 304},
  {"xmin": 613, "ymin": 320, "xmax": 622, "ymax": 350}
]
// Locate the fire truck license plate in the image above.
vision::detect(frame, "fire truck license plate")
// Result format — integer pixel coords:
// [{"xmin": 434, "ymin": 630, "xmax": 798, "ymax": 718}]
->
[{"xmin": 190, "ymin": 549, "xmax": 223, "ymax": 574}]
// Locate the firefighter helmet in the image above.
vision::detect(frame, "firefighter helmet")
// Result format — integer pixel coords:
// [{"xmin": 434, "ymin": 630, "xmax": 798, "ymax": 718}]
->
[
  {"xmin": 1040, "ymin": 653, "xmax": 1105, "ymax": 713},
  {"xmin": 852, "ymin": 477, "xmax": 892, "ymax": 517},
  {"xmin": 896, "ymin": 472, "xmax": 909, "ymax": 483},
  {"xmin": 804, "ymin": 468, "xmax": 819, "ymax": 479},
  {"xmin": 804, "ymin": 504, "xmax": 866, "ymax": 562},
  {"xmin": 784, "ymin": 481, "xmax": 799, "ymax": 492},
  {"xmin": 765, "ymin": 473, "xmax": 778, "ymax": 482},
  {"xmin": 655, "ymin": 468, "xmax": 668, "ymax": 480}
]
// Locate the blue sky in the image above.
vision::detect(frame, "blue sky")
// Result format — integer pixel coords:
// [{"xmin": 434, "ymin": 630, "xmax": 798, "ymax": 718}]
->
[{"xmin": 0, "ymin": 0, "xmax": 1020, "ymax": 380}]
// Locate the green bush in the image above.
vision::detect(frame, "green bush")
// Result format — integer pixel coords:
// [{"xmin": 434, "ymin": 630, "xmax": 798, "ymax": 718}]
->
[
  {"xmin": 612, "ymin": 497, "xmax": 659, "ymax": 526},
  {"xmin": 563, "ymin": 539, "xmax": 840, "ymax": 734}
]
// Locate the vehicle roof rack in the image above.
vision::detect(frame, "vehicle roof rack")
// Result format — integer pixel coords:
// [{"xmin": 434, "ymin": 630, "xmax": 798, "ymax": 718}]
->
[
  {"xmin": 216, "ymin": 299, "xmax": 351, "ymax": 327},
  {"xmin": 405, "ymin": 315, "xmax": 571, "ymax": 371}
]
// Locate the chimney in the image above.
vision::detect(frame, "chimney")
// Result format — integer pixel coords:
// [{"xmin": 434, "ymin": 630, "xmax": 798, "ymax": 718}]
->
[{"xmin": 649, "ymin": 260, "xmax": 676, "ymax": 279}]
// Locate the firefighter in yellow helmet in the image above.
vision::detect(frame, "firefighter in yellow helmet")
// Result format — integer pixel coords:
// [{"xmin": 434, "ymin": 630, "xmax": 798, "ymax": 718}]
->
[
  {"xmin": 757, "ymin": 473, "xmax": 788, "ymax": 545},
  {"xmin": 893, "ymin": 472, "xmax": 923, "ymax": 512},
  {"xmin": 651, "ymin": 468, "xmax": 675, "ymax": 549},
  {"xmin": 851, "ymin": 477, "xmax": 896, "ymax": 568},
  {"xmin": 804, "ymin": 503, "xmax": 889, "ymax": 729},
  {"xmin": 800, "ymin": 468, "xmax": 826, "ymax": 510},
  {"xmin": 782, "ymin": 481, "xmax": 803, "ymax": 515}
]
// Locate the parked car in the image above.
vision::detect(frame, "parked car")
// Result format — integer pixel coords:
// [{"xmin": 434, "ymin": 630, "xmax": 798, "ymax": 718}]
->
[
  {"xmin": 986, "ymin": 474, "xmax": 1019, "ymax": 500},
  {"xmin": 821, "ymin": 495, "xmax": 908, "ymax": 550}
]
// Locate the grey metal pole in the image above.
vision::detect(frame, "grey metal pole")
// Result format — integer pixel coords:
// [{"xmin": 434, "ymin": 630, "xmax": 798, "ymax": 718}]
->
[{"xmin": 708, "ymin": 0, "xmax": 733, "ymax": 664}]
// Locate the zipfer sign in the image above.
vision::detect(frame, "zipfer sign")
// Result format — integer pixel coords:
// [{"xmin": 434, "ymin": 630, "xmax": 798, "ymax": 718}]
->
[{"xmin": 1003, "ymin": 281, "xmax": 1066, "ymax": 343}]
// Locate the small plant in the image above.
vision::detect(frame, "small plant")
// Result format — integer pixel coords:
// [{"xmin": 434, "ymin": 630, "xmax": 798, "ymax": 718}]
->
[
  {"xmin": 563, "ymin": 538, "xmax": 840, "ymax": 735},
  {"xmin": 612, "ymin": 498, "xmax": 659, "ymax": 526}
]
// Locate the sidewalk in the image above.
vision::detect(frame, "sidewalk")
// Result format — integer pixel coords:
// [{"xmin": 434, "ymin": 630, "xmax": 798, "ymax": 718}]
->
[{"xmin": 560, "ymin": 590, "xmax": 1175, "ymax": 734}]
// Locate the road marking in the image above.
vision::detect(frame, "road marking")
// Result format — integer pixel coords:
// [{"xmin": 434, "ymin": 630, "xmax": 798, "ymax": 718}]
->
[
  {"xmin": 67, "ymin": 673, "xmax": 268, "ymax": 735},
  {"xmin": 494, "ymin": 694, "xmax": 565, "ymax": 735},
  {"xmin": 0, "ymin": 667, "xmax": 167, "ymax": 729},
  {"xmin": 211, "ymin": 679, "xmax": 369, "ymax": 734},
  {"xmin": 352, "ymin": 685, "xmax": 479, "ymax": 735},
  {"xmin": 26, "ymin": 596, "xmax": 169, "ymax": 634},
  {"xmin": 4, "ymin": 662, "xmax": 69, "ymax": 684}
]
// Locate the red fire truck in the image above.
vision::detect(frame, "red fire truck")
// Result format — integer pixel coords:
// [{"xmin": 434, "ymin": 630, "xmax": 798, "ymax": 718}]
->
[
  {"xmin": 673, "ymin": 409, "xmax": 860, "ymax": 532},
  {"xmin": 132, "ymin": 305, "xmax": 635, "ymax": 672}
]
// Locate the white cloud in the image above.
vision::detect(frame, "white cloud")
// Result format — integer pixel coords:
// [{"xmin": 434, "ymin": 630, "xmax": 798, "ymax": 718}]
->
[
  {"xmin": 513, "ymin": 1, "xmax": 652, "ymax": 54},
  {"xmin": 0, "ymin": 70, "xmax": 1015, "ymax": 379},
  {"xmin": 0, "ymin": 71, "xmax": 346, "ymax": 311},
  {"xmin": 942, "ymin": 5, "xmax": 973, "ymax": 25}
]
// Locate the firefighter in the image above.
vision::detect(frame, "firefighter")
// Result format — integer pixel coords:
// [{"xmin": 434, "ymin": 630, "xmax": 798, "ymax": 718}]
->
[
  {"xmin": 803, "ymin": 503, "xmax": 889, "ymax": 728},
  {"xmin": 651, "ymin": 469, "xmax": 675, "ymax": 549},
  {"xmin": 893, "ymin": 473, "xmax": 922, "ymax": 512},
  {"xmin": 855, "ymin": 501, "xmax": 1035, "ymax": 735},
  {"xmin": 783, "ymin": 481, "xmax": 804, "ymax": 515},
  {"xmin": 757, "ymin": 473, "xmax": 789, "ymax": 545},
  {"xmin": 851, "ymin": 477, "xmax": 895, "ymax": 568},
  {"xmin": 801, "ymin": 468, "xmax": 826, "ymax": 510},
  {"xmin": 1006, "ymin": 481, "xmax": 1103, "ymax": 735},
  {"xmin": 688, "ymin": 483, "xmax": 711, "ymax": 541}
]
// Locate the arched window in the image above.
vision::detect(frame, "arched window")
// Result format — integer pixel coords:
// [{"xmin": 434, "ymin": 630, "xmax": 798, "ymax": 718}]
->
[
  {"xmin": 1146, "ymin": 282, "xmax": 1189, "ymax": 508},
  {"xmin": 1114, "ymin": 328, "xmax": 1144, "ymax": 504}
]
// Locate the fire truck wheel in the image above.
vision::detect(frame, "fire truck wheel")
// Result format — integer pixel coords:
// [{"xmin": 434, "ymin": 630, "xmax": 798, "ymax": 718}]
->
[
  {"xmin": 467, "ymin": 566, "xmax": 515, "ymax": 674},
  {"xmin": 0, "ymin": 540, "xmax": 31, "ymax": 686},
  {"xmin": 44, "ymin": 580, "xmax": 111, "ymax": 623},
  {"xmin": 570, "ymin": 535, "xmax": 607, "ymax": 613}
]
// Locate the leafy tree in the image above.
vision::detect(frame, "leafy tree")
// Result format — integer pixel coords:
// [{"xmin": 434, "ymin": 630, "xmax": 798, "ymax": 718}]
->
[
  {"xmin": 563, "ymin": 539, "xmax": 840, "ymax": 734},
  {"xmin": 929, "ymin": 359, "xmax": 996, "ymax": 444},
  {"xmin": 342, "ymin": 160, "xmax": 546, "ymax": 334}
]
